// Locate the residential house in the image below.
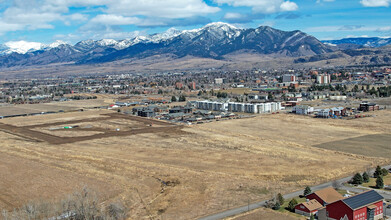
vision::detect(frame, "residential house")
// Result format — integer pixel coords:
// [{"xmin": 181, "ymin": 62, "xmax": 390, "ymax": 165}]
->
[
  {"xmin": 306, "ymin": 187, "xmax": 344, "ymax": 206},
  {"xmin": 295, "ymin": 199, "xmax": 323, "ymax": 217}
]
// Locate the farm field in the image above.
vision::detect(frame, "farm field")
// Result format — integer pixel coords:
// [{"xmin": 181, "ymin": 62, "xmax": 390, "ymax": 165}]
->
[{"xmin": 0, "ymin": 109, "xmax": 389, "ymax": 219}]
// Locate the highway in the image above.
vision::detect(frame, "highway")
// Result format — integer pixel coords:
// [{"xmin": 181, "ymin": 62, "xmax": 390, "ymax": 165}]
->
[{"xmin": 199, "ymin": 165, "xmax": 391, "ymax": 220}]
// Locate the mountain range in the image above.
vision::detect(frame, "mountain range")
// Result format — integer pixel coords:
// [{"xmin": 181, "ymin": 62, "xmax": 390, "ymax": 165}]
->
[
  {"xmin": 0, "ymin": 22, "xmax": 390, "ymax": 70},
  {"xmin": 0, "ymin": 23, "xmax": 334, "ymax": 68},
  {"xmin": 322, "ymin": 37, "xmax": 391, "ymax": 50}
]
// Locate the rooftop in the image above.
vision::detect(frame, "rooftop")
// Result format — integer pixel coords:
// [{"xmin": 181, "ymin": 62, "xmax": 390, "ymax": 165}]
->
[
  {"xmin": 342, "ymin": 190, "xmax": 383, "ymax": 210},
  {"xmin": 310, "ymin": 187, "xmax": 343, "ymax": 204},
  {"xmin": 299, "ymin": 199, "xmax": 323, "ymax": 211}
]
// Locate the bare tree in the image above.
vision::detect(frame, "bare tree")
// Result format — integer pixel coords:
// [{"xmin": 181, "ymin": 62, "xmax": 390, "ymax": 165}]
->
[{"xmin": 1, "ymin": 187, "xmax": 128, "ymax": 220}]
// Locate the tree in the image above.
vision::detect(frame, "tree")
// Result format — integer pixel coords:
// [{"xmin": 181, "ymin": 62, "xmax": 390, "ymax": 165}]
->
[
  {"xmin": 171, "ymin": 96, "xmax": 177, "ymax": 102},
  {"xmin": 376, "ymin": 176, "xmax": 384, "ymax": 189},
  {"xmin": 363, "ymin": 172, "xmax": 370, "ymax": 183},
  {"xmin": 178, "ymin": 95, "xmax": 186, "ymax": 102},
  {"xmin": 304, "ymin": 186, "xmax": 311, "ymax": 196},
  {"xmin": 382, "ymin": 168, "xmax": 389, "ymax": 176},
  {"xmin": 277, "ymin": 193, "xmax": 284, "ymax": 205},
  {"xmin": 288, "ymin": 198, "xmax": 298, "ymax": 212},
  {"xmin": 272, "ymin": 202, "xmax": 280, "ymax": 210},
  {"xmin": 374, "ymin": 165, "xmax": 382, "ymax": 178},
  {"xmin": 351, "ymin": 173, "xmax": 363, "ymax": 185},
  {"xmin": 310, "ymin": 214, "xmax": 315, "ymax": 220},
  {"xmin": 332, "ymin": 180, "xmax": 341, "ymax": 190}
]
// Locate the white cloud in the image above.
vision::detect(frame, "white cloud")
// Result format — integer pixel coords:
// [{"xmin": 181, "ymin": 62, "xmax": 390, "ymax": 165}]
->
[
  {"xmin": 0, "ymin": 0, "xmax": 220, "ymax": 36},
  {"xmin": 90, "ymin": 14, "xmax": 141, "ymax": 26},
  {"xmin": 280, "ymin": 1, "xmax": 298, "ymax": 11},
  {"xmin": 214, "ymin": 0, "xmax": 298, "ymax": 13},
  {"xmin": 224, "ymin": 12, "xmax": 243, "ymax": 19},
  {"xmin": 360, "ymin": 0, "xmax": 391, "ymax": 7},
  {"xmin": 105, "ymin": 0, "xmax": 220, "ymax": 19},
  {"xmin": 316, "ymin": 0, "xmax": 335, "ymax": 3},
  {"xmin": 305, "ymin": 25, "xmax": 391, "ymax": 33}
]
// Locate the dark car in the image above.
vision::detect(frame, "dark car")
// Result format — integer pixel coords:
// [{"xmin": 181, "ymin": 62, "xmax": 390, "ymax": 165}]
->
[{"xmin": 387, "ymin": 204, "xmax": 391, "ymax": 209}]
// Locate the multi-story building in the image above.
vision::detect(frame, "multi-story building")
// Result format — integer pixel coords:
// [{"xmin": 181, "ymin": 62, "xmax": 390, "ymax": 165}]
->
[{"xmin": 317, "ymin": 74, "xmax": 331, "ymax": 84}]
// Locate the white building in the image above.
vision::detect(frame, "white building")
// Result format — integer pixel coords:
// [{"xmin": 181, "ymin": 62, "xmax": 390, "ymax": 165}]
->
[
  {"xmin": 293, "ymin": 105, "xmax": 314, "ymax": 115},
  {"xmin": 196, "ymin": 100, "xmax": 282, "ymax": 114},
  {"xmin": 317, "ymin": 74, "xmax": 331, "ymax": 84},
  {"xmin": 214, "ymin": 78, "xmax": 225, "ymax": 84}
]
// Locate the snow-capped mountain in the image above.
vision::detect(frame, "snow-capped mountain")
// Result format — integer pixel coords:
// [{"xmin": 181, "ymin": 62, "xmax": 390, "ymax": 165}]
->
[
  {"xmin": 0, "ymin": 22, "xmax": 335, "ymax": 68},
  {"xmin": 0, "ymin": 41, "xmax": 44, "ymax": 54},
  {"xmin": 322, "ymin": 37, "xmax": 391, "ymax": 49},
  {"xmin": 0, "ymin": 40, "xmax": 70, "ymax": 55}
]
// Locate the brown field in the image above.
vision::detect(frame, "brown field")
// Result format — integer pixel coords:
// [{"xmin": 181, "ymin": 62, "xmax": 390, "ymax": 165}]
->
[
  {"xmin": 0, "ymin": 109, "xmax": 390, "ymax": 219},
  {"xmin": 226, "ymin": 207, "xmax": 304, "ymax": 220}
]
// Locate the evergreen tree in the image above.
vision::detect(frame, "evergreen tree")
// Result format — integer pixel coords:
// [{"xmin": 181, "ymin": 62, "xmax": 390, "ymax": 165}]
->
[
  {"xmin": 382, "ymin": 168, "xmax": 389, "ymax": 176},
  {"xmin": 304, "ymin": 186, "xmax": 312, "ymax": 196},
  {"xmin": 171, "ymin": 96, "xmax": 177, "ymax": 102},
  {"xmin": 363, "ymin": 172, "xmax": 370, "ymax": 183},
  {"xmin": 374, "ymin": 166, "xmax": 382, "ymax": 178},
  {"xmin": 277, "ymin": 193, "xmax": 284, "ymax": 205},
  {"xmin": 351, "ymin": 173, "xmax": 363, "ymax": 185},
  {"xmin": 376, "ymin": 176, "xmax": 384, "ymax": 189},
  {"xmin": 178, "ymin": 95, "xmax": 186, "ymax": 102},
  {"xmin": 288, "ymin": 198, "xmax": 298, "ymax": 212}
]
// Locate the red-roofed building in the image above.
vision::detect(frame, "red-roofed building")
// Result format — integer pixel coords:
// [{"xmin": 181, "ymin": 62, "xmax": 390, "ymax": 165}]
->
[{"xmin": 318, "ymin": 190, "xmax": 384, "ymax": 220}]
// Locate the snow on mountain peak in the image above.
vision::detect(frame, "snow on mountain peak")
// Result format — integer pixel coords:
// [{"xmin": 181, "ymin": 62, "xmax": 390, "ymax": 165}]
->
[
  {"xmin": 97, "ymin": 39, "xmax": 118, "ymax": 46},
  {"xmin": 204, "ymin": 22, "xmax": 238, "ymax": 30},
  {"xmin": 48, "ymin": 40, "xmax": 68, "ymax": 48},
  {"xmin": 150, "ymin": 28, "xmax": 182, "ymax": 43},
  {"xmin": 4, "ymin": 41, "xmax": 44, "ymax": 54}
]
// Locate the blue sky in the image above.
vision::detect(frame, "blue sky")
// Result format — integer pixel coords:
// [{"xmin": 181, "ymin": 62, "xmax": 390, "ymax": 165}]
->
[{"xmin": 0, "ymin": 0, "xmax": 390, "ymax": 44}]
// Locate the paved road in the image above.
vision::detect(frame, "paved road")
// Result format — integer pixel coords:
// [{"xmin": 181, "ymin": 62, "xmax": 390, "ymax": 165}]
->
[{"xmin": 198, "ymin": 165, "xmax": 391, "ymax": 220}]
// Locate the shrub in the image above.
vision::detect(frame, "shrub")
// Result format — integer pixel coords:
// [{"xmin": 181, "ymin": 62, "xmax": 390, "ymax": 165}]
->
[
  {"xmin": 277, "ymin": 193, "xmax": 284, "ymax": 206},
  {"xmin": 382, "ymin": 168, "xmax": 389, "ymax": 176}
]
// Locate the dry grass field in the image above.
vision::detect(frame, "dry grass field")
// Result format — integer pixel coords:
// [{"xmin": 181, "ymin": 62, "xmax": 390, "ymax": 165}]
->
[
  {"xmin": 0, "ymin": 109, "xmax": 390, "ymax": 219},
  {"xmin": 226, "ymin": 207, "xmax": 304, "ymax": 220}
]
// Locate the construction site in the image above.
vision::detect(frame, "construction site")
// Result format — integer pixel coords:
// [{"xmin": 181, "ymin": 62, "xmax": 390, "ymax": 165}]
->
[{"xmin": 0, "ymin": 111, "xmax": 181, "ymax": 145}]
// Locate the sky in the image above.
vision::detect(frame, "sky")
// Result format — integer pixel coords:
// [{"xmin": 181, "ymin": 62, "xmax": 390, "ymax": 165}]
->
[{"xmin": 0, "ymin": 0, "xmax": 390, "ymax": 44}]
